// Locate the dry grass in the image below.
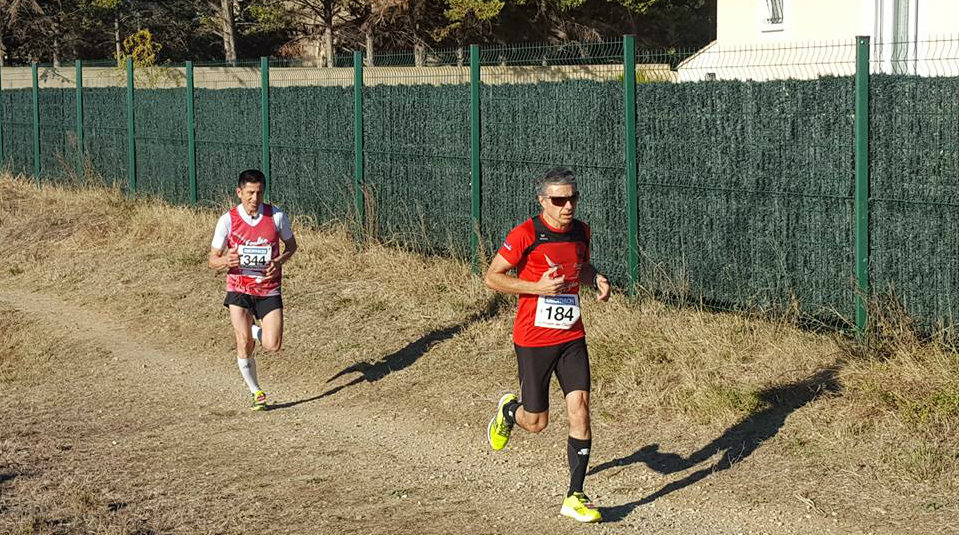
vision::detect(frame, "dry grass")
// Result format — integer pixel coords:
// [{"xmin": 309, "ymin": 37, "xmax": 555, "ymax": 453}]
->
[
  {"xmin": 0, "ymin": 311, "xmax": 158, "ymax": 535},
  {"xmin": 1, "ymin": 174, "xmax": 957, "ymax": 532}
]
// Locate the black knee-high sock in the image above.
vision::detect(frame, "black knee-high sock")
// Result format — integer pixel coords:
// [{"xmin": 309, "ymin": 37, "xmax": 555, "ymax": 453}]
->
[
  {"xmin": 503, "ymin": 399, "xmax": 520, "ymax": 425},
  {"xmin": 567, "ymin": 437, "xmax": 591, "ymax": 496}
]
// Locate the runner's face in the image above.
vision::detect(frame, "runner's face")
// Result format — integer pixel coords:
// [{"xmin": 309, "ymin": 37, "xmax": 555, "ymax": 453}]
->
[
  {"xmin": 538, "ymin": 183, "xmax": 577, "ymax": 227},
  {"xmin": 236, "ymin": 182, "xmax": 264, "ymax": 215}
]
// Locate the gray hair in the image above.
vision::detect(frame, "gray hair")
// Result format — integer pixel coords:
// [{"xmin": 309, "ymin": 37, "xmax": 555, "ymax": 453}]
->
[{"xmin": 536, "ymin": 166, "xmax": 577, "ymax": 197}]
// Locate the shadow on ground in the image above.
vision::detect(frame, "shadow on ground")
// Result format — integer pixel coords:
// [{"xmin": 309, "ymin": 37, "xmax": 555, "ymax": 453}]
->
[
  {"xmin": 593, "ymin": 367, "xmax": 842, "ymax": 522},
  {"xmin": 270, "ymin": 295, "xmax": 506, "ymax": 410}
]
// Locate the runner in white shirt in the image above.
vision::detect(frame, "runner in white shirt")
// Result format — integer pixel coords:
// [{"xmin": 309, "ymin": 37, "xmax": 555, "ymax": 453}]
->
[{"xmin": 208, "ymin": 169, "xmax": 297, "ymax": 410}]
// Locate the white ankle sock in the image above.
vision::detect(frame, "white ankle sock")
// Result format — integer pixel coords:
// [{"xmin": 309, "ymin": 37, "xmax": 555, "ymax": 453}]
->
[
  {"xmin": 251, "ymin": 324, "xmax": 263, "ymax": 343},
  {"xmin": 237, "ymin": 357, "xmax": 260, "ymax": 393}
]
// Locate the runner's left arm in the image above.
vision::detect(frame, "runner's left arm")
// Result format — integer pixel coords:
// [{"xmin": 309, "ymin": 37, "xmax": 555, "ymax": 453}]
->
[
  {"xmin": 263, "ymin": 211, "xmax": 297, "ymax": 278},
  {"xmin": 273, "ymin": 235, "xmax": 298, "ymax": 266},
  {"xmin": 580, "ymin": 263, "xmax": 611, "ymax": 302}
]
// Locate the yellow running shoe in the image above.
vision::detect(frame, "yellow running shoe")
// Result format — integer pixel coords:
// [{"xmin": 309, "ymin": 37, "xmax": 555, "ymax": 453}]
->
[
  {"xmin": 487, "ymin": 393, "xmax": 517, "ymax": 450},
  {"xmin": 560, "ymin": 492, "xmax": 602, "ymax": 523},
  {"xmin": 251, "ymin": 390, "xmax": 268, "ymax": 411}
]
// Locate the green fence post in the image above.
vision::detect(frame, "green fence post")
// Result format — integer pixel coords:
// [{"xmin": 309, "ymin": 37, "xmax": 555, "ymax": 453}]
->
[
  {"xmin": 854, "ymin": 35, "xmax": 871, "ymax": 336},
  {"xmin": 623, "ymin": 35, "xmax": 639, "ymax": 292},
  {"xmin": 260, "ymin": 57, "xmax": 271, "ymax": 202},
  {"xmin": 0, "ymin": 64, "xmax": 4, "ymax": 169},
  {"xmin": 353, "ymin": 51, "xmax": 365, "ymax": 233},
  {"xmin": 75, "ymin": 60, "xmax": 84, "ymax": 179},
  {"xmin": 31, "ymin": 62, "xmax": 40, "ymax": 184},
  {"xmin": 125, "ymin": 56, "xmax": 136, "ymax": 193},
  {"xmin": 186, "ymin": 61, "xmax": 197, "ymax": 206},
  {"xmin": 470, "ymin": 44, "xmax": 482, "ymax": 274}
]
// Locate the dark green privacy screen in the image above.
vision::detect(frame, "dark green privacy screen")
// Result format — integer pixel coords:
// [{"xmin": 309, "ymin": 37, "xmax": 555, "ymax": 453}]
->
[
  {"xmin": 136, "ymin": 88, "xmax": 189, "ymax": 204},
  {"xmin": 635, "ymin": 77, "xmax": 856, "ymax": 317},
  {"xmin": 1, "ymin": 62, "xmax": 956, "ymax": 331},
  {"xmin": 870, "ymin": 75, "xmax": 959, "ymax": 326},
  {"xmin": 83, "ymin": 87, "xmax": 127, "ymax": 187},
  {"xmin": 481, "ymin": 80, "xmax": 627, "ymax": 283},
  {"xmin": 195, "ymin": 87, "xmax": 262, "ymax": 207},
  {"xmin": 270, "ymin": 84, "xmax": 354, "ymax": 227},
  {"xmin": 364, "ymin": 82, "xmax": 471, "ymax": 257},
  {"xmin": 1, "ymin": 89, "xmax": 32, "ymax": 176},
  {"xmin": 37, "ymin": 84, "xmax": 77, "ymax": 183}
]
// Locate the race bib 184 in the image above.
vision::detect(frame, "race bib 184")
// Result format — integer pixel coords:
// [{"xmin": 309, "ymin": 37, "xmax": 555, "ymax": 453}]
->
[
  {"xmin": 534, "ymin": 294, "xmax": 581, "ymax": 330},
  {"xmin": 237, "ymin": 244, "xmax": 272, "ymax": 271}
]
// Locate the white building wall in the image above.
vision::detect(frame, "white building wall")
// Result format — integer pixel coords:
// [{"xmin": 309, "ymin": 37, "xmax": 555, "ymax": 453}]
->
[
  {"xmin": 682, "ymin": 0, "xmax": 959, "ymax": 81},
  {"xmin": 718, "ymin": 0, "xmax": 865, "ymax": 43}
]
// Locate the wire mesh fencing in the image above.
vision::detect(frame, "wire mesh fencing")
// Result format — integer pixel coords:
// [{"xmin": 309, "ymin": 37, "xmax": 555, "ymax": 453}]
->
[
  {"xmin": 0, "ymin": 35, "xmax": 956, "ymax": 334},
  {"xmin": 268, "ymin": 55, "xmax": 356, "ymax": 229},
  {"xmin": 636, "ymin": 41, "xmax": 860, "ymax": 320},
  {"xmin": 868, "ymin": 38, "xmax": 959, "ymax": 329},
  {"xmin": 0, "ymin": 67, "xmax": 33, "ymax": 177},
  {"xmin": 360, "ymin": 48, "xmax": 472, "ymax": 257},
  {"xmin": 479, "ymin": 40, "xmax": 629, "ymax": 282},
  {"xmin": 80, "ymin": 59, "xmax": 128, "ymax": 188},
  {"xmin": 192, "ymin": 60, "xmax": 263, "ymax": 207}
]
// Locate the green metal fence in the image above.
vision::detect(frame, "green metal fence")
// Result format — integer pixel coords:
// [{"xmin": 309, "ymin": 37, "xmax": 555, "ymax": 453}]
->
[
  {"xmin": 0, "ymin": 36, "xmax": 956, "ymax": 335},
  {"xmin": 634, "ymin": 44, "xmax": 859, "ymax": 321}
]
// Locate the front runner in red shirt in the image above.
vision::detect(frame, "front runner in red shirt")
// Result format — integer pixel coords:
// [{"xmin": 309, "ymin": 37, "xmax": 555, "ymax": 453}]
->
[
  {"xmin": 208, "ymin": 169, "xmax": 297, "ymax": 411},
  {"xmin": 484, "ymin": 166, "xmax": 611, "ymax": 523}
]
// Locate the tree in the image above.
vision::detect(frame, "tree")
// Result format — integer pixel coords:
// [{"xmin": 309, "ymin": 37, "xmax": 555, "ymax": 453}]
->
[
  {"xmin": 367, "ymin": 0, "xmax": 447, "ymax": 65},
  {"xmin": 435, "ymin": 0, "xmax": 503, "ymax": 45},
  {"xmin": 0, "ymin": 0, "xmax": 51, "ymax": 64},
  {"xmin": 215, "ymin": 0, "xmax": 237, "ymax": 61},
  {"xmin": 276, "ymin": 0, "xmax": 366, "ymax": 66},
  {"xmin": 0, "ymin": 0, "xmax": 714, "ymax": 63}
]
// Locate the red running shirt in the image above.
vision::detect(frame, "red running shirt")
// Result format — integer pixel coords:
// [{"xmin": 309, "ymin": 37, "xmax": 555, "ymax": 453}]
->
[
  {"xmin": 225, "ymin": 204, "xmax": 282, "ymax": 297},
  {"xmin": 497, "ymin": 216, "xmax": 591, "ymax": 347}
]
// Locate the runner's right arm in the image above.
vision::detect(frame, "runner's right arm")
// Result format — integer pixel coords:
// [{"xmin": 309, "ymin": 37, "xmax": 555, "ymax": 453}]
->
[
  {"xmin": 484, "ymin": 254, "xmax": 565, "ymax": 296},
  {"xmin": 208, "ymin": 213, "xmax": 239, "ymax": 271},
  {"xmin": 208, "ymin": 247, "xmax": 239, "ymax": 271}
]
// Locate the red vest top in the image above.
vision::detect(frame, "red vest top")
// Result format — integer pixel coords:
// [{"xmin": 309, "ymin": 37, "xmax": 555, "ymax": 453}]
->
[{"xmin": 226, "ymin": 204, "xmax": 282, "ymax": 297}]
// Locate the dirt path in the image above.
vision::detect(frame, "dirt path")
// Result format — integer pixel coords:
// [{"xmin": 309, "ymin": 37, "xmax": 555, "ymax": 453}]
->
[{"xmin": 0, "ymin": 287, "xmax": 857, "ymax": 534}]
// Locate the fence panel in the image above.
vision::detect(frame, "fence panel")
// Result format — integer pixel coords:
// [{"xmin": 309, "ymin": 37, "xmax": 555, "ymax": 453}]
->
[
  {"xmin": 636, "ymin": 42, "xmax": 858, "ymax": 319},
  {"xmin": 869, "ymin": 38, "xmax": 959, "ymax": 328},
  {"xmin": 129, "ymin": 69, "xmax": 188, "ymax": 203},
  {"xmin": 268, "ymin": 59, "xmax": 355, "ymax": 227},
  {"xmin": 194, "ymin": 61, "xmax": 263, "ymax": 207},
  {"xmin": 0, "ymin": 76, "xmax": 33, "ymax": 176},
  {"xmin": 479, "ymin": 42, "xmax": 627, "ymax": 281},
  {"xmin": 34, "ymin": 65, "xmax": 77, "ymax": 183},
  {"xmin": 81, "ymin": 62, "xmax": 129, "ymax": 188},
  {"xmin": 363, "ymin": 50, "xmax": 472, "ymax": 257}
]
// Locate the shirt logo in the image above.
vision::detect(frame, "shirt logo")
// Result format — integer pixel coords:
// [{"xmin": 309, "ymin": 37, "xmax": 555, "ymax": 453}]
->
[{"xmin": 503, "ymin": 241, "xmax": 512, "ymax": 251}]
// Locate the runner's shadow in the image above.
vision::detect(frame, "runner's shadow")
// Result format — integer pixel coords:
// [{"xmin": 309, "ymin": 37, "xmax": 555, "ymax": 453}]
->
[
  {"xmin": 593, "ymin": 367, "xmax": 841, "ymax": 522},
  {"xmin": 270, "ymin": 295, "xmax": 506, "ymax": 410}
]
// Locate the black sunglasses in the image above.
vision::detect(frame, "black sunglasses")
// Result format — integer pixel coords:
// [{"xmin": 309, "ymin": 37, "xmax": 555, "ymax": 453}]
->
[{"xmin": 547, "ymin": 192, "xmax": 580, "ymax": 206}]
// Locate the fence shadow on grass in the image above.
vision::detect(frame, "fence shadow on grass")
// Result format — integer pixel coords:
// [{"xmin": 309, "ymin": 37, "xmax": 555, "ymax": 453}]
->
[
  {"xmin": 270, "ymin": 295, "xmax": 507, "ymax": 410},
  {"xmin": 593, "ymin": 367, "xmax": 842, "ymax": 522}
]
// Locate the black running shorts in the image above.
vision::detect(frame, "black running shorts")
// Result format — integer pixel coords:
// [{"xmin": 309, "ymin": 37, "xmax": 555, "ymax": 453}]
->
[
  {"xmin": 514, "ymin": 338, "xmax": 590, "ymax": 414},
  {"xmin": 223, "ymin": 292, "xmax": 283, "ymax": 320}
]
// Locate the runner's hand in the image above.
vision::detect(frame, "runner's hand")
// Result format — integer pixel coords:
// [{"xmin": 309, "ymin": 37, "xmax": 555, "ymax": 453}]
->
[
  {"xmin": 225, "ymin": 247, "xmax": 240, "ymax": 269},
  {"xmin": 595, "ymin": 273, "xmax": 611, "ymax": 302},
  {"xmin": 535, "ymin": 266, "xmax": 566, "ymax": 295},
  {"xmin": 263, "ymin": 260, "xmax": 279, "ymax": 280}
]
